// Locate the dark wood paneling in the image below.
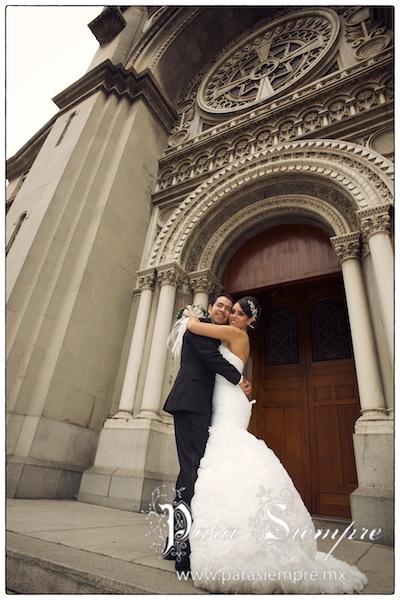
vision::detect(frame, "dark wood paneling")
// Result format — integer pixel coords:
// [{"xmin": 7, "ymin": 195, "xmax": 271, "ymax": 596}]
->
[{"xmin": 222, "ymin": 224, "xmax": 340, "ymax": 293}]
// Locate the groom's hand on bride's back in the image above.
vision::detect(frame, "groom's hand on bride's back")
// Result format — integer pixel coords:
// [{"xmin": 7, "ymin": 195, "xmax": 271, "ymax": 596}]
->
[{"xmin": 240, "ymin": 378, "xmax": 252, "ymax": 398}]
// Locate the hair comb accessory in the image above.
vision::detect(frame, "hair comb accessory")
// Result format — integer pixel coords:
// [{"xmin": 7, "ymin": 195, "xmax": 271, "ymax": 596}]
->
[{"xmin": 248, "ymin": 299, "xmax": 258, "ymax": 321}]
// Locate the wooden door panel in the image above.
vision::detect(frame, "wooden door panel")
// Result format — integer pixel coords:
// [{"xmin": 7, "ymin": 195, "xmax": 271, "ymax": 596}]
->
[
  {"xmin": 260, "ymin": 363, "xmax": 311, "ymax": 509},
  {"xmin": 255, "ymin": 279, "xmax": 360, "ymax": 519},
  {"xmin": 310, "ymin": 359, "xmax": 359, "ymax": 516}
]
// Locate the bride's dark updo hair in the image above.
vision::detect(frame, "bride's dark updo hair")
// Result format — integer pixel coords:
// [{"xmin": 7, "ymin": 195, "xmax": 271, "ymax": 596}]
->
[{"xmin": 236, "ymin": 296, "xmax": 262, "ymax": 330}]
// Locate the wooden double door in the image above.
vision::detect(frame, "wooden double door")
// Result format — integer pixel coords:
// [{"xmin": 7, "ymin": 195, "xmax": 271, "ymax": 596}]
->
[{"xmin": 251, "ymin": 277, "xmax": 360, "ymax": 518}]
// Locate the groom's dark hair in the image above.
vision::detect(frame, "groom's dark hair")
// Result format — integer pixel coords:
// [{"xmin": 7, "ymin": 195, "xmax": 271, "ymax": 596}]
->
[{"xmin": 209, "ymin": 292, "xmax": 234, "ymax": 306}]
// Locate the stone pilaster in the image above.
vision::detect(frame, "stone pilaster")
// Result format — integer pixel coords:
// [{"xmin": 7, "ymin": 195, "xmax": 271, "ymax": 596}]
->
[
  {"xmin": 331, "ymin": 231, "xmax": 393, "ymax": 545},
  {"xmin": 331, "ymin": 232, "xmax": 386, "ymax": 418},
  {"xmin": 358, "ymin": 204, "xmax": 393, "ymax": 361},
  {"xmin": 136, "ymin": 263, "xmax": 187, "ymax": 419},
  {"xmin": 113, "ymin": 268, "xmax": 156, "ymax": 419}
]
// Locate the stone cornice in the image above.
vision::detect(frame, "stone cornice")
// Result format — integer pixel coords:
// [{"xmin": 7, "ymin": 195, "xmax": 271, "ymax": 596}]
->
[
  {"xmin": 6, "ymin": 119, "xmax": 55, "ymax": 182},
  {"xmin": 53, "ymin": 60, "xmax": 177, "ymax": 134},
  {"xmin": 7, "ymin": 60, "xmax": 177, "ymax": 181}
]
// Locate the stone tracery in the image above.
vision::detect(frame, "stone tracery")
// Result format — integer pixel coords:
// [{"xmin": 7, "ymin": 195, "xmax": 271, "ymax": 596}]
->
[{"xmin": 148, "ymin": 140, "xmax": 393, "ymax": 272}]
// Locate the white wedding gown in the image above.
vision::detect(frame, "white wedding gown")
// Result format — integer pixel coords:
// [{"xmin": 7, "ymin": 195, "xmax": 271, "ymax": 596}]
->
[{"xmin": 189, "ymin": 345, "xmax": 367, "ymax": 594}]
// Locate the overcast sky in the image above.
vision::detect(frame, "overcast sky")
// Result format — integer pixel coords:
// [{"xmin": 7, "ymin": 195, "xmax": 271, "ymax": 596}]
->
[
  {"xmin": 4, "ymin": 1, "xmax": 388, "ymax": 160},
  {"xmin": 6, "ymin": 5, "xmax": 102, "ymax": 158}
]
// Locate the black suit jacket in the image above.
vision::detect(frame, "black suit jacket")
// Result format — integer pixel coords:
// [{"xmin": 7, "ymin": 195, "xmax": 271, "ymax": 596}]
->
[{"xmin": 163, "ymin": 318, "xmax": 241, "ymax": 417}]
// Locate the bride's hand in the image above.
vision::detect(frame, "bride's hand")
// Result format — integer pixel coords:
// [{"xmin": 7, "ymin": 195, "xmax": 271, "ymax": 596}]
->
[{"xmin": 240, "ymin": 378, "xmax": 252, "ymax": 398}]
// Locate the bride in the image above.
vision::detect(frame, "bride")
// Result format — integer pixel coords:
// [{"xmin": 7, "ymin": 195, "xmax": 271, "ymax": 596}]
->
[{"xmin": 183, "ymin": 296, "xmax": 367, "ymax": 594}]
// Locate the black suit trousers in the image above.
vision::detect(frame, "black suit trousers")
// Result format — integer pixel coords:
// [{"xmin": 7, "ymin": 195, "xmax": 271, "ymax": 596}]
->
[
  {"xmin": 173, "ymin": 410, "xmax": 211, "ymax": 508},
  {"xmin": 172, "ymin": 410, "xmax": 211, "ymax": 567}
]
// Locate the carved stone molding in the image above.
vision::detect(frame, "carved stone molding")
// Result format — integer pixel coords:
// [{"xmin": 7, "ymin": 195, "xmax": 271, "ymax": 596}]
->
[
  {"xmin": 343, "ymin": 6, "xmax": 393, "ymax": 59},
  {"xmin": 188, "ymin": 270, "xmax": 221, "ymax": 296},
  {"xmin": 198, "ymin": 9, "xmax": 340, "ymax": 114},
  {"xmin": 148, "ymin": 139, "xmax": 393, "ymax": 269},
  {"xmin": 137, "ymin": 268, "xmax": 156, "ymax": 291},
  {"xmin": 160, "ymin": 53, "xmax": 393, "ymax": 188},
  {"xmin": 156, "ymin": 262, "xmax": 188, "ymax": 289},
  {"xmin": 198, "ymin": 195, "xmax": 349, "ymax": 276},
  {"xmin": 52, "ymin": 60, "xmax": 177, "ymax": 135},
  {"xmin": 357, "ymin": 204, "xmax": 392, "ymax": 242},
  {"xmin": 331, "ymin": 231, "xmax": 361, "ymax": 263}
]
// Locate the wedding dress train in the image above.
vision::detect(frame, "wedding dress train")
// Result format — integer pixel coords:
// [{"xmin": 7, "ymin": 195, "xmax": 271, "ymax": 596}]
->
[{"xmin": 189, "ymin": 345, "xmax": 367, "ymax": 594}]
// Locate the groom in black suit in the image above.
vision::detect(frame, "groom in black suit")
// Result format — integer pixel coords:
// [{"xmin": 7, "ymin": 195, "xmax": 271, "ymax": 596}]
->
[{"xmin": 163, "ymin": 294, "xmax": 251, "ymax": 574}]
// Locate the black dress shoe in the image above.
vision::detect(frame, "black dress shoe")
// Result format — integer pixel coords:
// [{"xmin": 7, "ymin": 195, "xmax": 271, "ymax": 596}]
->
[
  {"xmin": 175, "ymin": 564, "xmax": 191, "ymax": 578},
  {"xmin": 163, "ymin": 538, "xmax": 176, "ymax": 560}
]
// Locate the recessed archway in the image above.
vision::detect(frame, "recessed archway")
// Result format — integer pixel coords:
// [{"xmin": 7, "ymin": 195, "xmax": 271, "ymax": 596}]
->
[
  {"xmin": 220, "ymin": 223, "xmax": 359, "ymax": 518},
  {"xmin": 148, "ymin": 139, "xmax": 393, "ymax": 273}
]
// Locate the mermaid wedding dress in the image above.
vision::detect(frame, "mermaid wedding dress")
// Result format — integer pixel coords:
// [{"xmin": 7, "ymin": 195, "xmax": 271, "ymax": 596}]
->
[{"xmin": 189, "ymin": 345, "xmax": 367, "ymax": 594}]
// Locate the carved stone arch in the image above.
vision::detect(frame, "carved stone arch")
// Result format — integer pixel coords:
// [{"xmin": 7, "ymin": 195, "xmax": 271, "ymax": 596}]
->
[
  {"xmin": 197, "ymin": 194, "xmax": 349, "ymax": 278},
  {"xmin": 147, "ymin": 140, "xmax": 393, "ymax": 270}
]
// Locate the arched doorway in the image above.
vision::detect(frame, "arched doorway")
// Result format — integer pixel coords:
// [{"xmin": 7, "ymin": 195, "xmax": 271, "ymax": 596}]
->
[{"xmin": 222, "ymin": 224, "xmax": 360, "ymax": 518}]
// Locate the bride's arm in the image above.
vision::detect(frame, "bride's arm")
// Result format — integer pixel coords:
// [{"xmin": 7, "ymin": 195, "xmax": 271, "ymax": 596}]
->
[{"xmin": 187, "ymin": 317, "xmax": 241, "ymax": 344}]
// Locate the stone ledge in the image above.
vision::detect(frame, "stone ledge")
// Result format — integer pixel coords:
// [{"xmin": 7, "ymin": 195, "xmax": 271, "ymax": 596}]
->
[{"xmin": 6, "ymin": 532, "xmax": 199, "ymax": 595}]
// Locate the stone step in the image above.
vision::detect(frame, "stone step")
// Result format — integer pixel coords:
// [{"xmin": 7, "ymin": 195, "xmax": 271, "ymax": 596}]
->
[{"xmin": 6, "ymin": 531, "xmax": 199, "ymax": 595}]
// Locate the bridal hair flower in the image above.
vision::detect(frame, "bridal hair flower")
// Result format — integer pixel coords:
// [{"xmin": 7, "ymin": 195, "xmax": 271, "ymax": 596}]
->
[{"xmin": 248, "ymin": 299, "xmax": 258, "ymax": 322}]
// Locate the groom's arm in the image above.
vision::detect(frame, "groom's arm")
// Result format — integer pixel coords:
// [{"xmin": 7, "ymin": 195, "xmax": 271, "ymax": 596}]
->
[{"xmin": 186, "ymin": 330, "xmax": 241, "ymax": 385}]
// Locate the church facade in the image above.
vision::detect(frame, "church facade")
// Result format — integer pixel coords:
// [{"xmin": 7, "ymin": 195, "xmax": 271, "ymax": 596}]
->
[{"xmin": 6, "ymin": 6, "xmax": 393, "ymax": 544}]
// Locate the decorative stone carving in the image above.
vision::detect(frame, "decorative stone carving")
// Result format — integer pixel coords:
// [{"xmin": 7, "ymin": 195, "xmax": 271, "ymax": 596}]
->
[
  {"xmin": 343, "ymin": 6, "xmax": 393, "ymax": 59},
  {"xmin": 88, "ymin": 7, "xmax": 127, "ymax": 45},
  {"xmin": 137, "ymin": 268, "xmax": 156, "ymax": 291},
  {"xmin": 357, "ymin": 204, "xmax": 392, "ymax": 242},
  {"xmin": 198, "ymin": 9, "xmax": 340, "ymax": 113},
  {"xmin": 355, "ymin": 88, "xmax": 378, "ymax": 112},
  {"xmin": 331, "ymin": 232, "xmax": 361, "ymax": 263},
  {"xmin": 149, "ymin": 140, "xmax": 393, "ymax": 272},
  {"xmin": 159, "ymin": 72, "xmax": 393, "ymax": 191},
  {"xmin": 189, "ymin": 270, "xmax": 221, "ymax": 296},
  {"xmin": 328, "ymin": 99, "xmax": 349, "ymax": 123},
  {"xmin": 156, "ymin": 263, "xmax": 188, "ymax": 290}
]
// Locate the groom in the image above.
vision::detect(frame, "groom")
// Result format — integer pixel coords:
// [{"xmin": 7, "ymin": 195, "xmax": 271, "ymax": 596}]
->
[{"xmin": 163, "ymin": 293, "xmax": 251, "ymax": 574}]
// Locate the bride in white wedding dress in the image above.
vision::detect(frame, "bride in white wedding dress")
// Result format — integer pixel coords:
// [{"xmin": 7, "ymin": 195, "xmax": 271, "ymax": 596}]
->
[{"xmin": 185, "ymin": 296, "xmax": 367, "ymax": 594}]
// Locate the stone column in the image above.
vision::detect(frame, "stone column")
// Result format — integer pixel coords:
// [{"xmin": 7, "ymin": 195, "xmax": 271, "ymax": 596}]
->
[
  {"xmin": 136, "ymin": 263, "xmax": 187, "ymax": 419},
  {"xmin": 189, "ymin": 269, "xmax": 221, "ymax": 309},
  {"xmin": 357, "ymin": 204, "xmax": 393, "ymax": 362},
  {"xmin": 113, "ymin": 269, "xmax": 156, "ymax": 419},
  {"xmin": 331, "ymin": 232, "xmax": 386, "ymax": 419}
]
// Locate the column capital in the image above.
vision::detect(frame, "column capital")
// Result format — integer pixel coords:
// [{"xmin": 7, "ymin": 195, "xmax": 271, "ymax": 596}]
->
[
  {"xmin": 357, "ymin": 203, "xmax": 392, "ymax": 242},
  {"xmin": 156, "ymin": 262, "xmax": 188, "ymax": 289},
  {"xmin": 330, "ymin": 231, "xmax": 361, "ymax": 264},
  {"xmin": 137, "ymin": 268, "xmax": 156, "ymax": 291},
  {"xmin": 188, "ymin": 269, "xmax": 221, "ymax": 296}
]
